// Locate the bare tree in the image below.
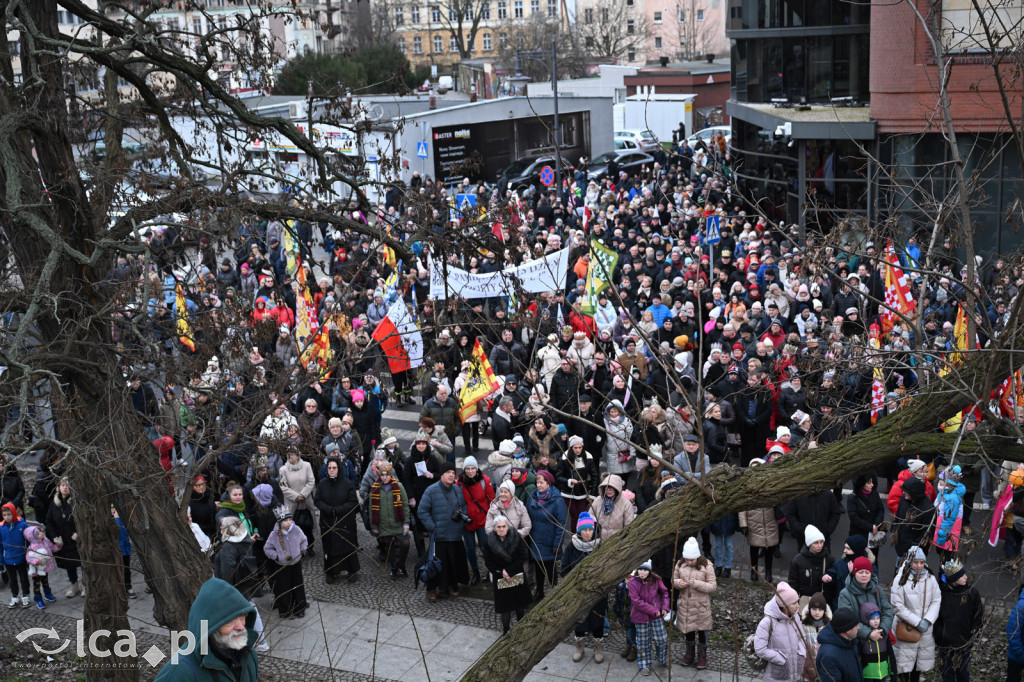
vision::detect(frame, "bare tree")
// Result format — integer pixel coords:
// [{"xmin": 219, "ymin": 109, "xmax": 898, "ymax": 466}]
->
[
  {"xmin": 572, "ymin": 1, "xmax": 650, "ymax": 62},
  {"xmin": 675, "ymin": 0, "xmax": 715, "ymax": 60}
]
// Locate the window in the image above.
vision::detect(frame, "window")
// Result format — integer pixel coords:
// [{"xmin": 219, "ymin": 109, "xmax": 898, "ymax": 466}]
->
[
  {"xmin": 942, "ymin": 0, "xmax": 1022, "ymax": 52},
  {"xmin": 654, "ymin": 36, "xmax": 662, "ymax": 48},
  {"xmin": 431, "ymin": 5, "xmax": 441, "ymax": 21},
  {"xmin": 584, "ymin": 8, "xmax": 593, "ymax": 23},
  {"xmin": 397, "ymin": 37, "xmax": 406, "ymax": 53},
  {"xmin": 193, "ymin": 17, "xmax": 202, "ymax": 35},
  {"xmin": 482, "ymin": 32, "xmax": 492, "ymax": 50},
  {"xmin": 530, "ymin": 0, "xmax": 539, "ymax": 15},
  {"xmin": 413, "ymin": 36, "xmax": 423, "ymax": 53},
  {"xmin": 547, "ymin": 0, "xmax": 557, "ymax": 17},
  {"xmin": 653, "ymin": 11, "xmax": 662, "ymax": 23},
  {"xmin": 627, "ymin": 49, "xmax": 636, "ymax": 60},
  {"xmin": 450, "ymin": 36, "xmax": 458, "ymax": 51},
  {"xmin": 481, "ymin": 3, "xmax": 490, "ymax": 19},
  {"xmin": 466, "ymin": 5, "xmax": 473, "ymax": 19},
  {"xmin": 627, "ymin": 20, "xmax": 634, "ymax": 33},
  {"xmin": 678, "ymin": 8, "xmax": 685, "ymax": 22},
  {"xmin": 514, "ymin": 1, "xmax": 523, "ymax": 18},
  {"xmin": 499, "ymin": 32, "xmax": 508, "ymax": 48},
  {"xmin": 449, "ymin": 7, "xmax": 457, "ymax": 20},
  {"xmin": 394, "ymin": 7, "xmax": 404, "ymax": 25},
  {"xmin": 697, "ymin": 9, "xmax": 704, "ymax": 21},
  {"xmin": 498, "ymin": 1, "xmax": 507, "ymax": 18},
  {"xmin": 411, "ymin": 5, "xmax": 421, "ymax": 23},
  {"xmin": 601, "ymin": 7, "xmax": 609, "ymax": 22},
  {"xmin": 626, "ymin": 0, "xmax": 633, "ymax": 4},
  {"xmin": 585, "ymin": 36, "xmax": 594, "ymax": 47},
  {"xmin": 433, "ymin": 35, "xmax": 443, "ymax": 52}
]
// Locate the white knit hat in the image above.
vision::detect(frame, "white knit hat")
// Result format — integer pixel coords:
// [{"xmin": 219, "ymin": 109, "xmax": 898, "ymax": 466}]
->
[
  {"xmin": 776, "ymin": 426, "xmax": 791, "ymax": 439},
  {"xmin": 499, "ymin": 479, "xmax": 516, "ymax": 495},
  {"xmin": 804, "ymin": 524, "xmax": 825, "ymax": 547},
  {"xmin": 682, "ymin": 536, "xmax": 701, "ymax": 559},
  {"xmin": 907, "ymin": 459, "xmax": 926, "ymax": 474}
]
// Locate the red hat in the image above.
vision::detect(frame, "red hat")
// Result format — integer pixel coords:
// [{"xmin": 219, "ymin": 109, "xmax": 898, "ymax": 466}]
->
[
  {"xmin": 852, "ymin": 556, "xmax": 873, "ymax": 574},
  {"xmin": 732, "ymin": 341, "xmax": 744, "ymax": 351},
  {"xmin": 700, "ymin": 255, "xmax": 710, "ymax": 262}
]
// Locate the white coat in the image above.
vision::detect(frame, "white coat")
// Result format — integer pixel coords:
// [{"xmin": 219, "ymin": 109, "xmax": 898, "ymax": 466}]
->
[{"xmin": 890, "ymin": 572, "xmax": 941, "ymax": 672}]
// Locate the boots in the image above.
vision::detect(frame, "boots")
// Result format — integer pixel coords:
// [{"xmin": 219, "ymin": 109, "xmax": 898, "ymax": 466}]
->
[
  {"xmin": 34, "ymin": 594, "xmax": 45, "ymax": 610},
  {"xmin": 572, "ymin": 637, "xmax": 585, "ymax": 662},
  {"xmin": 593, "ymin": 639, "xmax": 604, "ymax": 664},
  {"xmin": 682, "ymin": 642, "xmax": 695, "ymax": 666},
  {"xmin": 43, "ymin": 587, "xmax": 56, "ymax": 602},
  {"xmin": 470, "ymin": 570, "xmax": 481, "ymax": 586},
  {"xmin": 696, "ymin": 644, "xmax": 707, "ymax": 669},
  {"xmin": 626, "ymin": 644, "xmax": 637, "ymax": 662},
  {"xmin": 65, "ymin": 582, "xmax": 79, "ymax": 598}
]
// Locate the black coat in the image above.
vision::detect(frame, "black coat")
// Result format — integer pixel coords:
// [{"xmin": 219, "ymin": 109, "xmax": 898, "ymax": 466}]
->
[
  {"xmin": 189, "ymin": 488, "xmax": 219, "ymax": 539},
  {"xmin": 702, "ymin": 416, "xmax": 730, "ymax": 464},
  {"xmin": 894, "ymin": 495, "xmax": 936, "ymax": 557},
  {"xmin": 846, "ymin": 485, "xmax": 884, "ymax": 539},
  {"xmin": 934, "ymin": 580, "xmax": 984, "ymax": 649},
  {"xmin": 404, "ymin": 449, "xmax": 442, "ymax": 502},
  {"xmin": 315, "ymin": 474, "xmax": 359, "ymax": 557},
  {"xmin": 788, "ymin": 546, "xmax": 833, "ymax": 597},
  {"xmin": 549, "ymin": 369, "xmax": 581, "ymax": 413},
  {"xmin": 491, "ymin": 412, "xmax": 516, "ymax": 450},
  {"xmin": 554, "ymin": 450, "xmax": 600, "ymax": 498},
  {"xmin": 45, "ymin": 492, "xmax": 79, "ymax": 567},
  {"xmin": 0, "ymin": 465, "xmax": 25, "ymax": 510},
  {"xmin": 788, "ymin": 490, "xmax": 842, "ymax": 541},
  {"xmin": 567, "ymin": 407, "xmax": 604, "ymax": 459}
]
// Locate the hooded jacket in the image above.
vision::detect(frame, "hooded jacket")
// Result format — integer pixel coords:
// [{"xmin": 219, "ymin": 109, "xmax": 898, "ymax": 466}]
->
[
  {"xmin": 1009, "ymin": 586, "xmax": 1024, "ymax": 664},
  {"xmin": 755, "ymin": 596, "xmax": 807, "ymax": 682},
  {"xmin": 815, "ymin": 623, "xmax": 862, "ymax": 682},
  {"xmin": 588, "ymin": 474, "xmax": 635, "ymax": 538},
  {"xmin": 837, "ymin": 572, "xmax": 894, "ymax": 641},
  {"xmin": 602, "ymin": 401, "xmax": 635, "ymax": 475},
  {"xmin": 886, "ymin": 469, "xmax": 936, "ymax": 515},
  {"xmin": 155, "ymin": 577, "xmax": 258, "ymax": 681},
  {"xmin": 0, "ymin": 503, "xmax": 28, "ymax": 565}
]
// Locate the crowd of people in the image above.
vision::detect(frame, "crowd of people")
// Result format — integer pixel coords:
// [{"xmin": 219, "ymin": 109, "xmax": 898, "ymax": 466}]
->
[{"xmin": 3, "ymin": 131, "xmax": 1024, "ymax": 680}]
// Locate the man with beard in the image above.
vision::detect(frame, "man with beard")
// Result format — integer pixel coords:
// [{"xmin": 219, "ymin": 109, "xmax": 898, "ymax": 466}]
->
[{"xmin": 155, "ymin": 577, "xmax": 258, "ymax": 681}]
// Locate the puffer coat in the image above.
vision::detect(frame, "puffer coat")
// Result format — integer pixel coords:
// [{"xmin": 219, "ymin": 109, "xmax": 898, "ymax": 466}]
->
[
  {"xmin": 754, "ymin": 596, "xmax": 807, "ymax": 682},
  {"xmin": 739, "ymin": 506, "xmax": 780, "ymax": 547},
  {"xmin": 891, "ymin": 571, "xmax": 941, "ymax": 672},
  {"xmin": 602, "ymin": 405, "xmax": 635, "ymax": 476},
  {"xmin": 671, "ymin": 559, "xmax": 717, "ymax": 633},
  {"xmin": 588, "ymin": 474, "xmax": 635, "ymax": 538},
  {"xmin": 485, "ymin": 495, "xmax": 532, "ymax": 536}
]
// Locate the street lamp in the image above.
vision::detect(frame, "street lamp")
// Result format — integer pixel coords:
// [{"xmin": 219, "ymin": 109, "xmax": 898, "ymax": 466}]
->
[{"xmin": 511, "ymin": 39, "xmax": 562, "ymax": 193}]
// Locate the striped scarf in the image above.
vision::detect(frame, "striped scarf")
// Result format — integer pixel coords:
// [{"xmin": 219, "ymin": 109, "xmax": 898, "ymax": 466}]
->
[{"xmin": 370, "ymin": 480, "xmax": 404, "ymax": 525}]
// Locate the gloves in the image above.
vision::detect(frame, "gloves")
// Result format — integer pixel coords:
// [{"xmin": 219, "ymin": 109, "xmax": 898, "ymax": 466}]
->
[
  {"xmin": 917, "ymin": 619, "xmax": 931, "ymax": 634},
  {"xmin": 403, "ymin": 524, "xmax": 410, "ymax": 535}
]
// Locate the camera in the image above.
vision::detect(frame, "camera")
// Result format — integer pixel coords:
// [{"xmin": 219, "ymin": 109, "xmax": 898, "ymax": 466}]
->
[{"xmin": 452, "ymin": 509, "xmax": 472, "ymax": 525}]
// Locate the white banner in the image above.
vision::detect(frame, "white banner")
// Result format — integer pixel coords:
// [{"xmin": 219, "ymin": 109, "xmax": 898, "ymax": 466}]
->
[
  {"xmin": 428, "ymin": 248, "xmax": 569, "ymax": 300},
  {"xmin": 388, "ymin": 299, "xmax": 424, "ymax": 369}
]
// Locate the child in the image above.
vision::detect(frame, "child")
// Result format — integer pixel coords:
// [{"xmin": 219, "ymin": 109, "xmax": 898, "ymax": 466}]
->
[
  {"xmin": 801, "ymin": 591, "xmax": 831, "ymax": 659},
  {"xmin": 111, "ymin": 507, "xmax": 136, "ymax": 599},
  {"xmin": 672, "ymin": 537, "xmax": 717, "ymax": 669},
  {"xmin": 0, "ymin": 503, "xmax": 29, "ymax": 608},
  {"xmin": 263, "ymin": 505, "xmax": 309, "ymax": 619},
  {"xmin": 860, "ymin": 602, "xmax": 894, "ymax": 681},
  {"xmin": 24, "ymin": 525, "xmax": 58, "ymax": 609},
  {"xmin": 708, "ymin": 511, "xmax": 738, "ymax": 578},
  {"xmin": 612, "ymin": 572, "xmax": 637, "ymax": 662},
  {"xmin": 629, "ymin": 559, "xmax": 670, "ymax": 676}
]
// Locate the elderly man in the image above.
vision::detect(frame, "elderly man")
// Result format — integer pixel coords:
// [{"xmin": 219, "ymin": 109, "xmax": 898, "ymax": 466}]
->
[
  {"xmin": 155, "ymin": 577, "xmax": 258, "ymax": 681},
  {"xmin": 421, "ymin": 385, "xmax": 460, "ymax": 461}
]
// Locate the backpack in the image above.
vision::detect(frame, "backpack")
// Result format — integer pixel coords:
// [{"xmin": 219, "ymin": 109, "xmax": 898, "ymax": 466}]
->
[
  {"xmin": 414, "ymin": 532, "xmax": 442, "ymax": 590},
  {"xmin": 743, "ymin": 616, "xmax": 774, "ymax": 673}
]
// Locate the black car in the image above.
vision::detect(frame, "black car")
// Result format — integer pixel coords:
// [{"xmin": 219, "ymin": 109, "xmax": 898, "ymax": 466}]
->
[
  {"xmin": 585, "ymin": 150, "xmax": 654, "ymax": 182},
  {"xmin": 501, "ymin": 155, "xmax": 556, "ymax": 193}
]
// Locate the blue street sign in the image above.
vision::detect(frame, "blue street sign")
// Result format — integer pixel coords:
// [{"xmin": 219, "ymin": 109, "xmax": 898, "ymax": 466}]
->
[
  {"xmin": 705, "ymin": 215, "xmax": 721, "ymax": 245},
  {"xmin": 417, "ymin": 142, "xmax": 428, "ymax": 158}
]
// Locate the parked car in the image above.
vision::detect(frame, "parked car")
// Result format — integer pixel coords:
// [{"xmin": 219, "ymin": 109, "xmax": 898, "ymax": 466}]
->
[
  {"xmin": 686, "ymin": 126, "xmax": 731, "ymax": 150},
  {"xmin": 500, "ymin": 155, "xmax": 556, "ymax": 192},
  {"xmin": 613, "ymin": 136, "xmax": 641, "ymax": 150},
  {"xmin": 585, "ymin": 150, "xmax": 654, "ymax": 181},
  {"xmin": 614, "ymin": 129, "xmax": 660, "ymax": 150}
]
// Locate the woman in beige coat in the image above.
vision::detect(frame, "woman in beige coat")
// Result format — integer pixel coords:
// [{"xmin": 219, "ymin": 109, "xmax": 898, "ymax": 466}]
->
[
  {"xmin": 672, "ymin": 537, "xmax": 717, "ymax": 669},
  {"xmin": 485, "ymin": 480, "xmax": 532, "ymax": 537},
  {"xmin": 279, "ymin": 450, "xmax": 316, "ymax": 554},
  {"xmin": 738, "ymin": 458, "xmax": 780, "ymax": 582},
  {"xmin": 588, "ymin": 473, "xmax": 635, "ymax": 538}
]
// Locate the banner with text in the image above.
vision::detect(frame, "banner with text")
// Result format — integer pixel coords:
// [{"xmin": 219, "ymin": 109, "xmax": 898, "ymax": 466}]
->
[{"xmin": 428, "ymin": 249, "xmax": 569, "ymax": 300}]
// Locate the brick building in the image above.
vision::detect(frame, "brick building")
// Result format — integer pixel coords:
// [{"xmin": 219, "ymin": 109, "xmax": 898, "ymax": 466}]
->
[{"xmin": 624, "ymin": 58, "xmax": 732, "ymax": 128}]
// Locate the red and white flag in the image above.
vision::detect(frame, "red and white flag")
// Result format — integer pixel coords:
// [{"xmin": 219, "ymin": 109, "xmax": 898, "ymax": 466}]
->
[
  {"xmin": 582, "ymin": 205, "xmax": 592, "ymax": 233},
  {"xmin": 371, "ymin": 299, "xmax": 424, "ymax": 374},
  {"xmin": 881, "ymin": 242, "xmax": 916, "ymax": 334},
  {"xmin": 870, "ymin": 364, "xmax": 885, "ymax": 425}
]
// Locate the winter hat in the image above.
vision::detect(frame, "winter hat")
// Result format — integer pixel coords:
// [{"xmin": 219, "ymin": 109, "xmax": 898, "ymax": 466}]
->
[
  {"xmin": 831, "ymin": 607, "xmax": 860, "ymax": 633},
  {"xmin": 536, "ymin": 470, "xmax": 556, "ymax": 486},
  {"xmin": 804, "ymin": 524, "xmax": 825, "ymax": 547},
  {"xmin": 808, "ymin": 592, "xmax": 828, "ymax": 611},
  {"xmin": 377, "ymin": 461, "xmax": 394, "ymax": 474},
  {"xmin": 273, "ymin": 505, "xmax": 292, "ymax": 522},
  {"xmin": 682, "ymin": 536, "xmax": 701, "ymax": 559},
  {"xmin": 907, "ymin": 459, "xmax": 927, "ymax": 474},
  {"xmin": 768, "ymin": 444, "xmax": 786, "ymax": 456},
  {"xmin": 556, "ymin": 423, "xmax": 567, "ymax": 437},
  {"xmin": 324, "ymin": 443, "xmax": 341, "ymax": 455},
  {"xmin": 381, "ymin": 436, "xmax": 398, "ymax": 447},
  {"xmin": 576, "ymin": 511, "xmax": 597, "ymax": 533},
  {"xmin": 637, "ymin": 559, "xmax": 653, "ymax": 571},
  {"xmin": 350, "ymin": 388, "xmax": 365, "ymax": 402},
  {"xmin": 775, "ymin": 581, "xmax": 799, "ymax": 606},
  {"xmin": 440, "ymin": 461, "xmax": 457, "ymax": 474},
  {"xmin": 748, "ymin": 458, "xmax": 766, "ymax": 467},
  {"xmin": 942, "ymin": 558, "xmax": 966, "ymax": 584},
  {"xmin": 252, "ymin": 484, "xmax": 273, "ymax": 507},
  {"xmin": 499, "ymin": 440, "xmax": 517, "ymax": 455},
  {"xmin": 791, "ymin": 410, "xmax": 810, "ymax": 426},
  {"xmin": 568, "ymin": 435, "xmax": 584, "ymax": 448},
  {"xmin": 499, "ymin": 479, "xmax": 516, "ymax": 496},
  {"xmin": 852, "ymin": 556, "xmax": 873, "ymax": 575},
  {"xmin": 905, "ymin": 545, "xmax": 926, "ymax": 563},
  {"xmin": 845, "ymin": 535, "xmax": 868, "ymax": 556},
  {"xmin": 776, "ymin": 426, "xmax": 791, "ymax": 438},
  {"xmin": 902, "ymin": 476, "xmax": 926, "ymax": 497},
  {"xmin": 512, "ymin": 433, "xmax": 525, "ymax": 445},
  {"xmin": 462, "ymin": 455, "xmax": 479, "ymax": 470}
]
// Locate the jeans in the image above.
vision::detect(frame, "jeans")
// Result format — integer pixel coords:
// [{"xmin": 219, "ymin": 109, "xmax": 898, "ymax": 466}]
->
[
  {"xmin": 463, "ymin": 527, "xmax": 487, "ymax": 573},
  {"xmin": 713, "ymin": 533, "xmax": 734, "ymax": 569}
]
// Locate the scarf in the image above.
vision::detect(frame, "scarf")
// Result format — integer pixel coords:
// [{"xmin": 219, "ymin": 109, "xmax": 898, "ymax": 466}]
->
[
  {"xmin": 219, "ymin": 501, "xmax": 255, "ymax": 536},
  {"xmin": 485, "ymin": 528, "xmax": 521, "ymax": 564},
  {"xmin": 602, "ymin": 495, "xmax": 616, "ymax": 516},
  {"xmin": 535, "ymin": 487, "xmax": 552, "ymax": 505},
  {"xmin": 370, "ymin": 480, "xmax": 404, "ymax": 525},
  {"xmin": 571, "ymin": 533, "xmax": 600, "ymax": 553}
]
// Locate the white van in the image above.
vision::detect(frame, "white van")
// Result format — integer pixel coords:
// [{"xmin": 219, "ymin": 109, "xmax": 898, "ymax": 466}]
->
[{"xmin": 437, "ymin": 76, "xmax": 454, "ymax": 94}]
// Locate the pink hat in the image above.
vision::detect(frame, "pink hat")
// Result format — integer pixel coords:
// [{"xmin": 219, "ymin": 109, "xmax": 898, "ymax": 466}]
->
[
  {"xmin": 352, "ymin": 318, "xmax": 363, "ymax": 329},
  {"xmin": 775, "ymin": 581, "xmax": 799, "ymax": 606},
  {"xmin": 350, "ymin": 388, "xmax": 365, "ymax": 402}
]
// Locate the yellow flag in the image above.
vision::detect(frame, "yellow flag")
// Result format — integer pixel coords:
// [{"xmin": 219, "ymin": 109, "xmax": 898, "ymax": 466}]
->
[{"xmin": 459, "ymin": 339, "xmax": 500, "ymax": 423}]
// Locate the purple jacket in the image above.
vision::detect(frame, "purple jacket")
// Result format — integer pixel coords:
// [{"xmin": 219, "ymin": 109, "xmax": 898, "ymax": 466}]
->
[
  {"xmin": 264, "ymin": 521, "xmax": 308, "ymax": 566},
  {"xmin": 629, "ymin": 574, "xmax": 670, "ymax": 624}
]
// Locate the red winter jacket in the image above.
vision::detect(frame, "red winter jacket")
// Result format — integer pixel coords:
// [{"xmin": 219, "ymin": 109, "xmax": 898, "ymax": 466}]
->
[
  {"xmin": 459, "ymin": 472, "xmax": 495, "ymax": 531},
  {"xmin": 886, "ymin": 469, "xmax": 936, "ymax": 515}
]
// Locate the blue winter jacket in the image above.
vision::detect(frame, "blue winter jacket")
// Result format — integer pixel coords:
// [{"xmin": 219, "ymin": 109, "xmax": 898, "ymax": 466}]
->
[
  {"xmin": 526, "ymin": 490, "xmax": 566, "ymax": 561},
  {"xmin": 115, "ymin": 517, "xmax": 131, "ymax": 556},
  {"xmin": 0, "ymin": 518, "xmax": 28, "ymax": 565},
  {"xmin": 1007, "ymin": 586, "xmax": 1024, "ymax": 663},
  {"xmin": 815, "ymin": 623, "xmax": 862, "ymax": 682},
  {"xmin": 418, "ymin": 480, "xmax": 468, "ymax": 542},
  {"xmin": 936, "ymin": 481, "xmax": 965, "ymax": 547}
]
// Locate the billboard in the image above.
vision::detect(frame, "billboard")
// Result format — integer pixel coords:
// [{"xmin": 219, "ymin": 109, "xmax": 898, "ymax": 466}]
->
[{"xmin": 432, "ymin": 125, "xmax": 482, "ymax": 183}]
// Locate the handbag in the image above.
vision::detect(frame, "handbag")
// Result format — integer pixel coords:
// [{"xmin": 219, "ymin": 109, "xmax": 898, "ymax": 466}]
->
[
  {"xmin": 894, "ymin": 579, "xmax": 926, "ymax": 643},
  {"xmin": 743, "ymin": 616, "xmax": 773, "ymax": 673},
  {"xmin": 497, "ymin": 572, "xmax": 524, "ymax": 589},
  {"xmin": 414, "ymin": 532, "xmax": 442, "ymax": 590},
  {"xmin": 293, "ymin": 508, "xmax": 313, "ymax": 532}
]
